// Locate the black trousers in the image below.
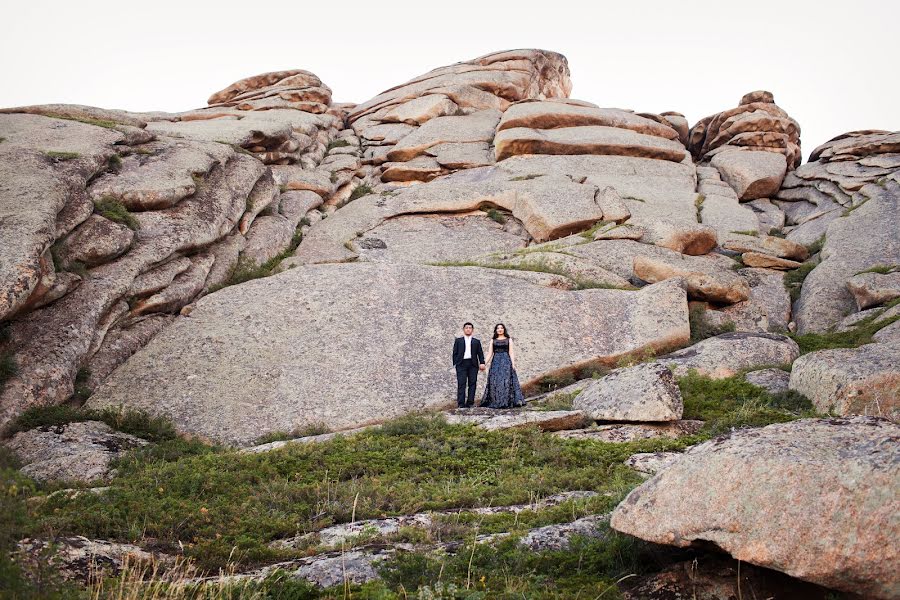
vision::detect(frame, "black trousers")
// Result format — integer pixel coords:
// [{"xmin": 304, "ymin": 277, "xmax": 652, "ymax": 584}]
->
[{"xmin": 455, "ymin": 358, "xmax": 479, "ymax": 406}]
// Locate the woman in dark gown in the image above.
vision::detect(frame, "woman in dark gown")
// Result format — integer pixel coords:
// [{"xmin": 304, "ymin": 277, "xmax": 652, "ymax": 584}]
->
[{"xmin": 480, "ymin": 323, "xmax": 526, "ymax": 409}]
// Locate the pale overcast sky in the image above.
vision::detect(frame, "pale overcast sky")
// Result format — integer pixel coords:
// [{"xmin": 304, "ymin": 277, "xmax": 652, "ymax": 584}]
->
[{"xmin": 3, "ymin": 0, "xmax": 897, "ymax": 159}]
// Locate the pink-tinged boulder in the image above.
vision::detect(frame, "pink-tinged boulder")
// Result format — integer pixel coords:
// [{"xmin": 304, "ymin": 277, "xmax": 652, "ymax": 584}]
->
[{"xmin": 611, "ymin": 417, "xmax": 900, "ymax": 599}]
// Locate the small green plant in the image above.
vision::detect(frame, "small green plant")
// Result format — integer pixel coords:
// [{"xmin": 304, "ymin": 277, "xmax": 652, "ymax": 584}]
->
[
  {"xmin": 508, "ymin": 173, "xmax": 543, "ymax": 181},
  {"xmin": 107, "ymin": 154, "xmax": 122, "ymax": 173},
  {"xmin": 784, "ymin": 261, "xmax": 817, "ymax": 302},
  {"xmin": 0, "ymin": 351, "xmax": 17, "ymax": 392},
  {"xmin": 326, "ymin": 139, "xmax": 351, "ymax": 151},
  {"xmin": 580, "ymin": 220, "xmax": 613, "ymax": 240},
  {"xmin": 4, "ymin": 404, "xmax": 180, "ymax": 443},
  {"xmin": 806, "ymin": 234, "xmax": 826, "ymax": 256},
  {"xmin": 730, "ymin": 229, "xmax": 758, "ymax": 236},
  {"xmin": 299, "ymin": 216, "xmax": 311, "ymax": 227},
  {"xmin": 0, "ymin": 137, "xmax": 6, "ymax": 143},
  {"xmin": 486, "ymin": 208, "xmax": 507, "ymax": 224},
  {"xmin": 44, "ymin": 112, "xmax": 119, "ymax": 129},
  {"xmin": 768, "ymin": 227, "xmax": 786, "ymax": 238},
  {"xmin": 688, "ymin": 305, "xmax": 736, "ymax": 344},
  {"xmin": 856, "ymin": 264, "xmax": 898, "ymax": 275},
  {"xmin": 212, "ymin": 229, "xmax": 303, "ymax": 291},
  {"xmin": 45, "ymin": 150, "xmax": 80, "ymax": 161},
  {"xmin": 94, "ymin": 196, "xmax": 140, "ymax": 230},
  {"xmin": 694, "ymin": 193, "xmax": 705, "ymax": 221},
  {"xmin": 348, "ymin": 184, "xmax": 374, "ymax": 202},
  {"xmin": 329, "ymin": 171, "xmax": 339, "ymax": 184}
]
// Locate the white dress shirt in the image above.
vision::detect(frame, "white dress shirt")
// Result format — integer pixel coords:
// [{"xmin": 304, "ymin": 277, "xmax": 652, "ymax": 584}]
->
[{"xmin": 463, "ymin": 335, "xmax": 472, "ymax": 359}]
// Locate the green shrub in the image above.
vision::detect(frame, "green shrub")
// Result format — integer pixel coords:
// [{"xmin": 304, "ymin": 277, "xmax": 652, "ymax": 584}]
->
[
  {"xmin": 325, "ymin": 139, "xmax": 351, "ymax": 151},
  {"xmin": 4, "ymin": 405, "xmax": 179, "ymax": 443},
  {"xmin": 94, "ymin": 196, "xmax": 140, "ymax": 230},
  {"xmin": 486, "ymin": 208, "xmax": 506, "ymax": 224},
  {"xmin": 806, "ymin": 235, "xmax": 825, "ymax": 256},
  {"xmin": 784, "ymin": 261, "xmax": 817, "ymax": 302},
  {"xmin": 508, "ymin": 173, "xmax": 543, "ymax": 181},
  {"xmin": 789, "ymin": 310, "xmax": 900, "ymax": 354},
  {"xmin": 107, "ymin": 154, "xmax": 123, "ymax": 173},
  {"xmin": 348, "ymin": 184, "xmax": 374, "ymax": 202}
]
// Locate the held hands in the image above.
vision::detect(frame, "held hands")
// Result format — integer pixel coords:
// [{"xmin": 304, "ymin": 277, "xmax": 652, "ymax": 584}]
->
[{"xmin": 479, "ymin": 364, "xmax": 486, "ymax": 371}]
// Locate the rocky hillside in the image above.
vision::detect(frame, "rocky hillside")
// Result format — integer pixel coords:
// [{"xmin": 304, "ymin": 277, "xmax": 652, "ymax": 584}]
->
[{"xmin": 0, "ymin": 49, "xmax": 897, "ymax": 598}]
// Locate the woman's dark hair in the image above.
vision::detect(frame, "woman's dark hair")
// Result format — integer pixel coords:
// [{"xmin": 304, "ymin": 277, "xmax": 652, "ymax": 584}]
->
[{"xmin": 492, "ymin": 323, "xmax": 510, "ymax": 339}]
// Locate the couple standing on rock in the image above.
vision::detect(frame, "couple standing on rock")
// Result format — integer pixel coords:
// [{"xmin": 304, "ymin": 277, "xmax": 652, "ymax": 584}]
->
[{"xmin": 452, "ymin": 322, "xmax": 526, "ymax": 409}]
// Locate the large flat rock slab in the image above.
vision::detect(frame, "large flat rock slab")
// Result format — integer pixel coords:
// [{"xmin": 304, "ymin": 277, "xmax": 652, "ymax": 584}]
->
[
  {"xmin": 495, "ymin": 125, "xmax": 688, "ymax": 163},
  {"xmin": 611, "ymin": 417, "xmax": 900, "ymax": 599},
  {"xmin": 86, "ymin": 266, "xmax": 689, "ymax": 445}
]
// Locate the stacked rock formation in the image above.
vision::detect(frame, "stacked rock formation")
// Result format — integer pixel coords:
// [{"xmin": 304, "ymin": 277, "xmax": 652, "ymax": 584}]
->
[{"xmin": 0, "ymin": 70, "xmax": 350, "ymax": 430}]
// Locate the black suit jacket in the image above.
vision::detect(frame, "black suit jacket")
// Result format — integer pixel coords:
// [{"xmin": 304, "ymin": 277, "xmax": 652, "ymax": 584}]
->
[{"xmin": 452, "ymin": 336, "xmax": 485, "ymax": 367}]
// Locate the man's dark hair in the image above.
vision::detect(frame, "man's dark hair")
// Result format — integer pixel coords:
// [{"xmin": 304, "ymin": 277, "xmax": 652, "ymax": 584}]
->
[{"xmin": 463, "ymin": 322, "xmax": 474, "ymax": 329}]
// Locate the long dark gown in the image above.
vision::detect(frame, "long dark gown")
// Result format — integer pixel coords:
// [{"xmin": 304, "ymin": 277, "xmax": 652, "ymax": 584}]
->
[{"xmin": 480, "ymin": 338, "xmax": 526, "ymax": 409}]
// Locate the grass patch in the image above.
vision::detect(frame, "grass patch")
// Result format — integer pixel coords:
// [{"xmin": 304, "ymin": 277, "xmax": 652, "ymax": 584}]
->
[
  {"xmin": 213, "ymin": 230, "xmax": 303, "ymax": 290},
  {"xmin": 730, "ymin": 229, "xmax": 758, "ymax": 236},
  {"xmin": 768, "ymin": 227, "xmax": 786, "ymax": 238},
  {"xmin": 694, "ymin": 193, "xmax": 705, "ymax": 221},
  {"xmin": 788, "ymin": 310, "xmax": 900, "ymax": 354},
  {"xmin": 856, "ymin": 264, "xmax": 899, "ymax": 275},
  {"xmin": 678, "ymin": 371, "xmax": 815, "ymax": 436},
  {"xmin": 580, "ymin": 220, "xmax": 613, "ymax": 240},
  {"xmin": 20, "ymin": 414, "xmax": 695, "ymax": 572},
  {"xmin": 253, "ymin": 423, "xmax": 331, "ymax": 445},
  {"xmin": 45, "ymin": 150, "xmax": 80, "ymax": 161},
  {"xmin": 348, "ymin": 184, "xmax": 374, "ymax": 202},
  {"xmin": 428, "ymin": 256, "xmax": 635, "ymax": 291},
  {"xmin": 325, "ymin": 139, "xmax": 351, "ymax": 151},
  {"xmin": 806, "ymin": 234, "xmax": 825, "ymax": 256},
  {"xmin": 688, "ymin": 305, "xmax": 736, "ymax": 344},
  {"xmin": 3, "ymin": 405, "xmax": 180, "ymax": 443},
  {"xmin": 46, "ymin": 113, "xmax": 119, "ymax": 129},
  {"xmin": 486, "ymin": 208, "xmax": 507, "ymax": 224},
  {"xmin": 94, "ymin": 196, "xmax": 140, "ymax": 231},
  {"xmin": 508, "ymin": 173, "xmax": 543, "ymax": 181},
  {"xmin": 784, "ymin": 260, "xmax": 817, "ymax": 302},
  {"xmin": 530, "ymin": 390, "xmax": 580, "ymax": 411}
]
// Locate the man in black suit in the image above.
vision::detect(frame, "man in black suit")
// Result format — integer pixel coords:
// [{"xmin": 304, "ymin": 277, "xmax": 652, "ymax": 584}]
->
[{"xmin": 452, "ymin": 322, "xmax": 486, "ymax": 408}]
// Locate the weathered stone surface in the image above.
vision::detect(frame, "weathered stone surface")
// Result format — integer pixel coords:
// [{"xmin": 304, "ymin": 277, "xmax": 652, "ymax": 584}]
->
[
  {"xmin": 128, "ymin": 256, "xmax": 192, "ymax": 299},
  {"xmin": 744, "ymin": 368, "xmax": 791, "ymax": 395},
  {"xmin": 611, "ymin": 417, "xmax": 900, "ymax": 598},
  {"xmin": 633, "ymin": 250, "xmax": 749, "ymax": 304},
  {"xmin": 690, "ymin": 92, "xmax": 801, "ymax": 168},
  {"xmin": 0, "ymin": 152, "xmax": 265, "ymax": 430},
  {"xmin": 130, "ymin": 252, "xmax": 215, "ymax": 316},
  {"xmin": 574, "ymin": 363, "xmax": 683, "ymax": 422},
  {"xmin": 3, "ymin": 421, "xmax": 147, "ymax": 483},
  {"xmin": 380, "ymin": 94, "xmax": 459, "ymax": 125},
  {"xmin": 698, "ymin": 193, "xmax": 759, "ymax": 242},
  {"xmin": 207, "ymin": 69, "xmax": 327, "ymax": 105},
  {"xmin": 591, "ymin": 222, "xmax": 644, "ymax": 241},
  {"xmin": 624, "ymin": 452, "xmax": 682, "ymax": 476},
  {"xmin": 381, "ymin": 155, "xmax": 444, "ymax": 182},
  {"xmin": 428, "ymin": 141, "xmax": 495, "ymax": 169},
  {"xmin": 846, "ymin": 271, "xmax": 900, "ymax": 310},
  {"xmin": 553, "ymin": 420, "xmax": 704, "ymax": 442},
  {"xmin": 89, "ymin": 139, "xmax": 231, "ymax": 211},
  {"xmin": 0, "ymin": 113, "xmax": 122, "ymax": 320},
  {"xmin": 351, "ymin": 213, "xmax": 528, "ymax": 264},
  {"xmin": 659, "ymin": 332, "xmax": 800, "ymax": 378},
  {"xmin": 349, "ymin": 49, "xmax": 571, "ymax": 124},
  {"xmin": 87, "ymin": 315, "xmax": 175, "ymax": 389},
  {"xmin": 495, "ymin": 125, "xmax": 688, "ymax": 163},
  {"xmin": 873, "ymin": 320, "xmax": 900, "ymax": 343},
  {"xmin": 518, "ymin": 515, "xmax": 608, "ymax": 551},
  {"xmin": 87, "ymin": 268, "xmax": 689, "ymax": 445},
  {"xmin": 741, "ymin": 251, "xmax": 802, "ymax": 270},
  {"xmin": 55, "ymin": 215, "xmax": 134, "ymax": 268},
  {"xmin": 789, "ymin": 342, "xmax": 899, "ymax": 420},
  {"xmin": 241, "ymin": 215, "xmax": 294, "ymax": 267},
  {"xmin": 271, "ymin": 165, "xmax": 334, "ymax": 197},
  {"xmin": 498, "ymin": 102, "xmax": 679, "ymax": 139},
  {"xmin": 710, "ymin": 267, "xmax": 791, "ymax": 333},
  {"xmin": 14, "ymin": 536, "xmax": 170, "ymax": 584},
  {"xmin": 443, "ymin": 408, "xmax": 587, "ymax": 431},
  {"xmin": 794, "ymin": 182, "xmax": 900, "ymax": 333},
  {"xmin": 466, "ymin": 249, "xmax": 633, "ymax": 290},
  {"xmin": 721, "ymin": 234, "xmax": 808, "ymax": 261},
  {"xmin": 287, "ymin": 168, "xmax": 606, "ymax": 264},
  {"xmin": 594, "ymin": 186, "xmax": 630, "ymax": 223},
  {"xmin": 710, "ymin": 149, "xmax": 787, "ymax": 200},
  {"xmin": 387, "ymin": 109, "xmax": 501, "ymax": 162}
]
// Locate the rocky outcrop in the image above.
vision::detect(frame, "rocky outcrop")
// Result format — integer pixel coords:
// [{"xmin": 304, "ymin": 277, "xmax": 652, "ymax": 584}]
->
[
  {"xmin": 573, "ymin": 363, "xmax": 683, "ymax": 422},
  {"xmin": 2, "ymin": 421, "xmax": 147, "ymax": 482},
  {"xmin": 86, "ymin": 268, "xmax": 689, "ymax": 445},
  {"xmin": 658, "ymin": 332, "xmax": 800, "ymax": 378},
  {"xmin": 789, "ymin": 341, "xmax": 899, "ymax": 420},
  {"xmin": 611, "ymin": 417, "xmax": 900, "ymax": 599},
  {"xmin": 689, "ymin": 91, "xmax": 801, "ymax": 169},
  {"xmin": 554, "ymin": 420, "xmax": 703, "ymax": 443}
]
